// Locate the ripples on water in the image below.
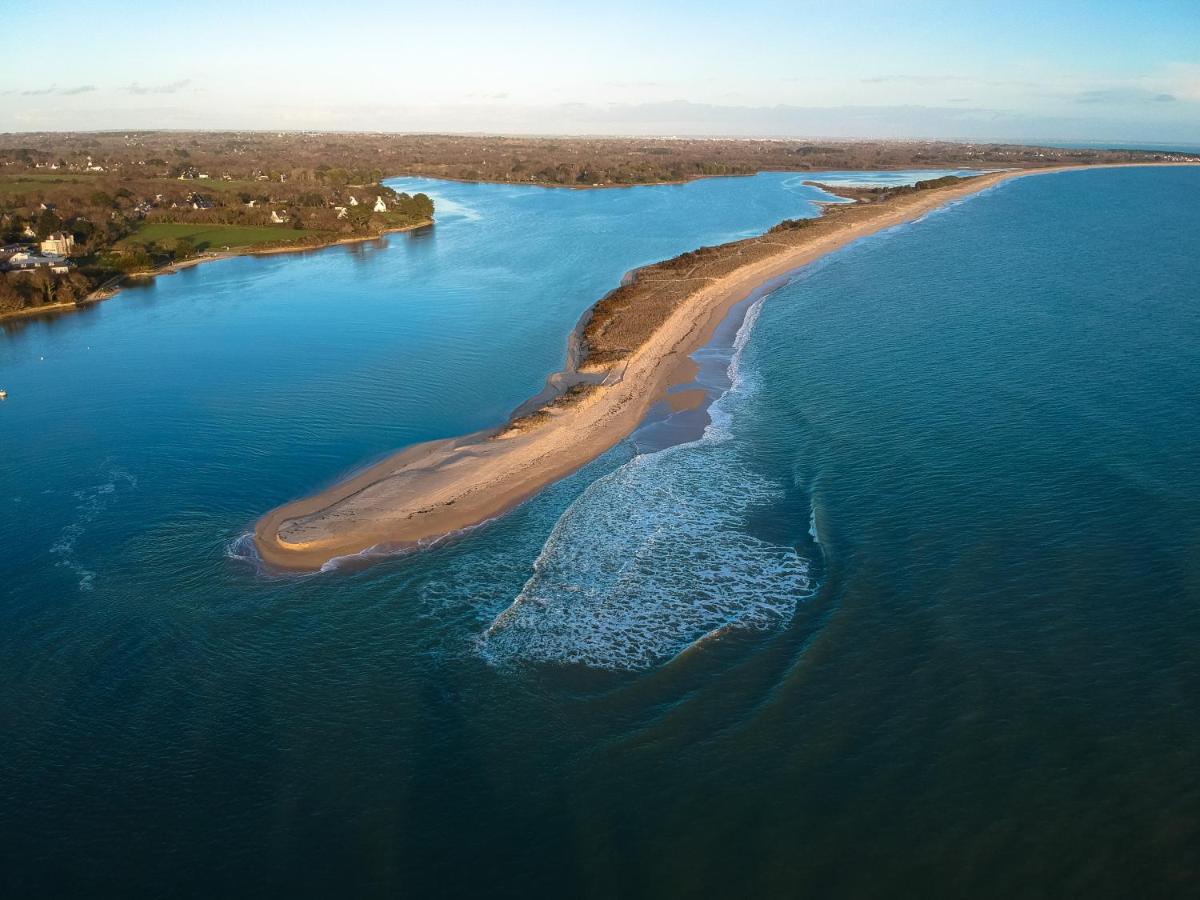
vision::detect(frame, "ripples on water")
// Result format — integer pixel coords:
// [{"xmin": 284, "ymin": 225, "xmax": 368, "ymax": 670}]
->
[
  {"xmin": 46, "ymin": 462, "xmax": 138, "ymax": 593},
  {"xmin": 5, "ymin": 168, "xmax": 1198, "ymax": 897}
]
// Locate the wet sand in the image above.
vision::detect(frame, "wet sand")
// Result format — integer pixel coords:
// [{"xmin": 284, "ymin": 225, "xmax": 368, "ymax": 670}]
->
[{"xmin": 254, "ymin": 163, "xmax": 1196, "ymax": 572}]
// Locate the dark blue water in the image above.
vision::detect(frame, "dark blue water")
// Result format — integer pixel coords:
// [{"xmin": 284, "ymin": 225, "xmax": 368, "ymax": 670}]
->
[{"xmin": 2, "ymin": 167, "xmax": 1198, "ymax": 897}]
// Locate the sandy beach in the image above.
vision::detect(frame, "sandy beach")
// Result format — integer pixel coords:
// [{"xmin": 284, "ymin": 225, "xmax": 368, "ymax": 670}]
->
[{"xmin": 254, "ymin": 163, "xmax": 1195, "ymax": 571}]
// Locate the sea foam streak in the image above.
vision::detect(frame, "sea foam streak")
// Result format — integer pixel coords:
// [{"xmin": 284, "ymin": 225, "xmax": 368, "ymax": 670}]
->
[
  {"xmin": 479, "ymin": 294, "xmax": 814, "ymax": 670},
  {"xmin": 49, "ymin": 463, "xmax": 138, "ymax": 592}
]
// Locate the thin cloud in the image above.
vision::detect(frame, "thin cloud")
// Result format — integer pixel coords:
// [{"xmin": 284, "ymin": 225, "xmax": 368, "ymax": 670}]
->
[
  {"xmin": 126, "ymin": 79, "xmax": 192, "ymax": 95},
  {"xmin": 863, "ymin": 74, "xmax": 973, "ymax": 85},
  {"xmin": 1075, "ymin": 87, "xmax": 1177, "ymax": 104},
  {"xmin": 863, "ymin": 74, "xmax": 1040, "ymax": 90},
  {"xmin": 1161, "ymin": 62, "xmax": 1200, "ymax": 101},
  {"xmin": 14, "ymin": 84, "xmax": 96, "ymax": 96}
]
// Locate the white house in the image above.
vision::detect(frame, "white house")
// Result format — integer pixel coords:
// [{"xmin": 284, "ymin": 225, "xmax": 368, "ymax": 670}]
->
[
  {"xmin": 270, "ymin": 210, "xmax": 287, "ymax": 224},
  {"xmin": 40, "ymin": 232, "xmax": 75, "ymax": 255},
  {"xmin": 373, "ymin": 196, "xmax": 387, "ymax": 212},
  {"xmin": 348, "ymin": 195, "xmax": 358, "ymax": 206},
  {"xmin": 334, "ymin": 206, "xmax": 348, "ymax": 219},
  {"xmin": 7, "ymin": 251, "xmax": 72, "ymax": 274}
]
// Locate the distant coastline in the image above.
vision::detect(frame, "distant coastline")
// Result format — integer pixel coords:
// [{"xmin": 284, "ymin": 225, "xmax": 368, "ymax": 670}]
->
[
  {"xmin": 252, "ymin": 162, "xmax": 1198, "ymax": 572},
  {"xmin": 395, "ymin": 165, "xmax": 980, "ymax": 192}
]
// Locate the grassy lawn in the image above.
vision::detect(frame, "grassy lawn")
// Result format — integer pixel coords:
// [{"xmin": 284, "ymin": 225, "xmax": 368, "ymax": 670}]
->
[{"xmin": 117, "ymin": 222, "xmax": 331, "ymax": 251}]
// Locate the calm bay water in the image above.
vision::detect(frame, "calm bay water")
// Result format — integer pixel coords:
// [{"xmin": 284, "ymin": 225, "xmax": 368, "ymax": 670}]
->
[{"xmin": 1, "ymin": 167, "xmax": 1198, "ymax": 897}]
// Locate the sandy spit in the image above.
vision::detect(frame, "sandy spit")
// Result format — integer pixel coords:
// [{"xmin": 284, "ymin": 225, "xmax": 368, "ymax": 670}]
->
[{"xmin": 254, "ymin": 163, "xmax": 1197, "ymax": 572}]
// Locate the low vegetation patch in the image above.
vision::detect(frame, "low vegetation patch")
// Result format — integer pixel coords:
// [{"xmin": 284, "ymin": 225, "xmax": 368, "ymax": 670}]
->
[{"xmin": 117, "ymin": 223, "xmax": 330, "ymax": 252}]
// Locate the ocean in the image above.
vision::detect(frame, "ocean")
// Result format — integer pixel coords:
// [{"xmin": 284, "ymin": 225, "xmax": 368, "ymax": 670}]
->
[{"xmin": 1, "ymin": 166, "xmax": 1197, "ymax": 897}]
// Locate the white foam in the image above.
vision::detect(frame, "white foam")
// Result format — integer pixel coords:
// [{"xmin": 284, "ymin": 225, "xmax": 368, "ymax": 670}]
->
[
  {"xmin": 49, "ymin": 464, "xmax": 137, "ymax": 592},
  {"xmin": 416, "ymin": 194, "xmax": 481, "ymax": 222},
  {"xmin": 225, "ymin": 531, "xmax": 261, "ymax": 564},
  {"xmin": 226, "ymin": 510, "xmax": 506, "ymax": 577},
  {"xmin": 225, "ymin": 529, "xmax": 403, "ymax": 577},
  {"xmin": 479, "ymin": 293, "xmax": 814, "ymax": 671}
]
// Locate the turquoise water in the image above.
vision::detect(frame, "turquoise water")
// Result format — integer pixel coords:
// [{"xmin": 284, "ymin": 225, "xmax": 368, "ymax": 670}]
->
[{"xmin": 2, "ymin": 167, "xmax": 1198, "ymax": 897}]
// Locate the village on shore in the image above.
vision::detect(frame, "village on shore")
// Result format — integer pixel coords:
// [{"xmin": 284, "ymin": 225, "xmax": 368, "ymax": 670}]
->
[{"xmin": 0, "ymin": 136, "xmax": 438, "ymax": 317}]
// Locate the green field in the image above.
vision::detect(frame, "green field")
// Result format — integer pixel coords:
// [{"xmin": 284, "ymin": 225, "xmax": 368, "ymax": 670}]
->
[
  {"xmin": 0, "ymin": 174, "xmax": 98, "ymax": 196},
  {"xmin": 192, "ymin": 178, "xmax": 266, "ymax": 193},
  {"xmin": 116, "ymin": 222, "xmax": 330, "ymax": 251}
]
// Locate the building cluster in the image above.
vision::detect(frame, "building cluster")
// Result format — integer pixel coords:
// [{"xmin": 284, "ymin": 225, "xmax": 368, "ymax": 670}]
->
[
  {"xmin": 328, "ymin": 194, "xmax": 390, "ymax": 220},
  {"xmin": 0, "ymin": 232, "xmax": 76, "ymax": 274},
  {"xmin": 170, "ymin": 193, "xmax": 216, "ymax": 211}
]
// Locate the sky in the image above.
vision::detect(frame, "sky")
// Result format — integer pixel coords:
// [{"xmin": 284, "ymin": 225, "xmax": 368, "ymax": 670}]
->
[{"xmin": 2, "ymin": 0, "xmax": 1199, "ymax": 142}]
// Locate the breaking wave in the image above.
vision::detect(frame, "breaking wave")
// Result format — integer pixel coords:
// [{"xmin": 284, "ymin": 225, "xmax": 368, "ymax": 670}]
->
[{"xmin": 479, "ymin": 294, "xmax": 815, "ymax": 670}]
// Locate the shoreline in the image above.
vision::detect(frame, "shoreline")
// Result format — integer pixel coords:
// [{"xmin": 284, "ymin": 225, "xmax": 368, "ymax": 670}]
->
[
  {"xmin": 0, "ymin": 220, "xmax": 433, "ymax": 324},
  {"xmin": 390, "ymin": 163, "xmax": 994, "ymax": 192},
  {"xmin": 253, "ymin": 162, "xmax": 1197, "ymax": 572}
]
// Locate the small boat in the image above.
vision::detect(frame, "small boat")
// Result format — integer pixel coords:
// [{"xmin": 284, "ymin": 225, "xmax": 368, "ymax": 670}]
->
[{"xmin": 0, "ymin": 390, "xmax": 7, "ymax": 400}]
